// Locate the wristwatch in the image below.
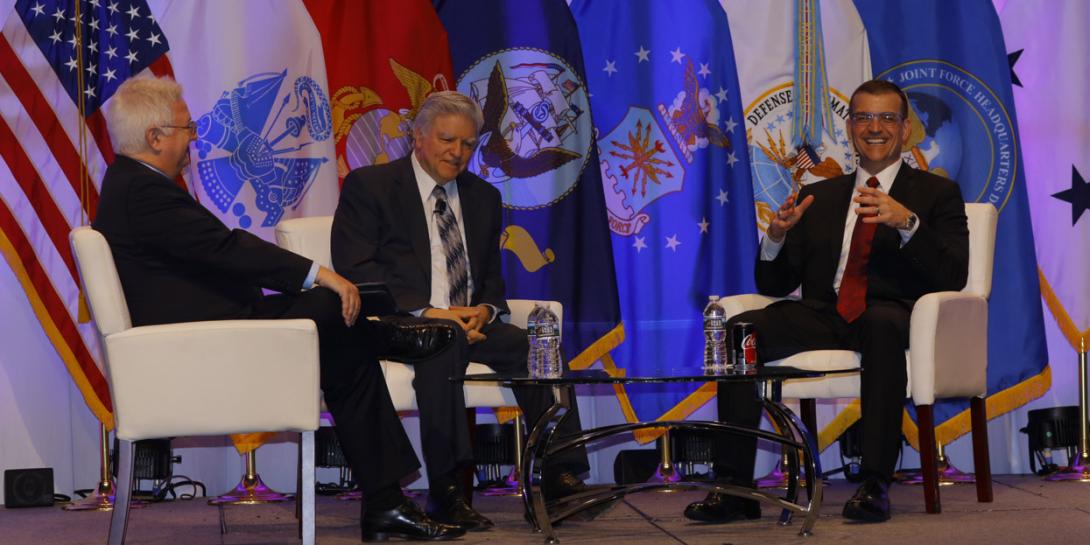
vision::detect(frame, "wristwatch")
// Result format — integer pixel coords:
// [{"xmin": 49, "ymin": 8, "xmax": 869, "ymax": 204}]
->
[{"xmin": 900, "ymin": 213, "xmax": 918, "ymax": 231}]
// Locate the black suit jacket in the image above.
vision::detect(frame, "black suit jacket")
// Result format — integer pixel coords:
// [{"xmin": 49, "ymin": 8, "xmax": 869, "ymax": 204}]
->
[
  {"xmin": 756, "ymin": 164, "xmax": 969, "ymax": 309},
  {"xmin": 93, "ymin": 155, "xmax": 312, "ymax": 326},
  {"xmin": 331, "ymin": 155, "xmax": 510, "ymax": 315}
]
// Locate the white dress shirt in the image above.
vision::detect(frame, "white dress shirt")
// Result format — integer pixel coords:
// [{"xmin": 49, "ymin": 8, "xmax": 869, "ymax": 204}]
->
[
  {"xmin": 759, "ymin": 159, "xmax": 920, "ymax": 294},
  {"xmin": 410, "ymin": 153, "xmax": 476, "ymax": 310}
]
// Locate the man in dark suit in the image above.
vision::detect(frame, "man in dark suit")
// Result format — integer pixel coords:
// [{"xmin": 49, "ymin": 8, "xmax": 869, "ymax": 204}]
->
[
  {"xmin": 332, "ymin": 91, "xmax": 598, "ymax": 530},
  {"xmin": 93, "ymin": 76, "xmax": 463, "ymax": 542},
  {"xmin": 684, "ymin": 80, "xmax": 969, "ymax": 523}
]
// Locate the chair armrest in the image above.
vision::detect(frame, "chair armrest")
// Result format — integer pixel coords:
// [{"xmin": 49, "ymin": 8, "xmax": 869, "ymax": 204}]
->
[
  {"xmin": 505, "ymin": 299, "xmax": 562, "ymax": 330},
  {"xmin": 719, "ymin": 294, "xmax": 783, "ymax": 320},
  {"xmin": 104, "ymin": 319, "xmax": 320, "ymax": 440},
  {"xmin": 909, "ymin": 292, "xmax": 988, "ymax": 404}
]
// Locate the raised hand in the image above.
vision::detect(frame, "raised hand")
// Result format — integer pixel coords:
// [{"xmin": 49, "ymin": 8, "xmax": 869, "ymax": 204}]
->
[{"xmin": 767, "ymin": 192, "xmax": 815, "ymax": 243}]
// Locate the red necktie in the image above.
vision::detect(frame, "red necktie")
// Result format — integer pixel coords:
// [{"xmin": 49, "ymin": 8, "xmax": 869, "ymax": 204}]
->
[{"xmin": 836, "ymin": 177, "xmax": 880, "ymax": 323}]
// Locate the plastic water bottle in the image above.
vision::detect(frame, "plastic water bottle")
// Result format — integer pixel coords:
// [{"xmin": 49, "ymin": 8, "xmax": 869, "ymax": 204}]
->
[
  {"xmin": 703, "ymin": 295, "xmax": 728, "ymax": 373},
  {"xmin": 525, "ymin": 303, "xmax": 546, "ymax": 376},
  {"xmin": 536, "ymin": 305, "xmax": 563, "ymax": 378}
]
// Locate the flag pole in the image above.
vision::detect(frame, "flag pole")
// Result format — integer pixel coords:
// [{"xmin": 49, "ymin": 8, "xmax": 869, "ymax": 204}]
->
[
  {"xmin": 64, "ymin": 424, "xmax": 116, "ymax": 511},
  {"xmin": 1047, "ymin": 337, "xmax": 1090, "ymax": 482}
]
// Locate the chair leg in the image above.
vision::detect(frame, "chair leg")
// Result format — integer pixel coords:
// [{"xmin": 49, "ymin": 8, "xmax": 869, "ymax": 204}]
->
[
  {"xmin": 800, "ymin": 398, "xmax": 818, "ymax": 437},
  {"xmin": 300, "ymin": 431, "xmax": 315, "ymax": 545},
  {"xmin": 917, "ymin": 404, "xmax": 941, "ymax": 514},
  {"xmin": 108, "ymin": 439, "xmax": 135, "ymax": 545},
  {"xmin": 460, "ymin": 408, "xmax": 477, "ymax": 505},
  {"xmin": 970, "ymin": 397, "xmax": 993, "ymax": 503}
]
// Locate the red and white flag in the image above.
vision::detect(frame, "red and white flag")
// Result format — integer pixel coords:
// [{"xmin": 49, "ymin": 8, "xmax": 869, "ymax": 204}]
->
[{"xmin": 1, "ymin": 0, "xmax": 184, "ymax": 428}]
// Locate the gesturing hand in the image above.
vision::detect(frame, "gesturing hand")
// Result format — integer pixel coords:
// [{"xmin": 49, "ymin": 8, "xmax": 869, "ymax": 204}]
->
[
  {"xmin": 766, "ymin": 192, "xmax": 815, "ymax": 243},
  {"xmin": 314, "ymin": 266, "xmax": 360, "ymax": 327},
  {"xmin": 854, "ymin": 186, "xmax": 913, "ymax": 228}
]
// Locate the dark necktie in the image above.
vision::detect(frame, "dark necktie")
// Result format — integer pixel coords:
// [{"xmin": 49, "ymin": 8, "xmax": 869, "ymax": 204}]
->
[
  {"xmin": 432, "ymin": 185, "xmax": 469, "ymax": 307},
  {"xmin": 836, "ymin": 176, "xmax": 880, "ymax": 323}
]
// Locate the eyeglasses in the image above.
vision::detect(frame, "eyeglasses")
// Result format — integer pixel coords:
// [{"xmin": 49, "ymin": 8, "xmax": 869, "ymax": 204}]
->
[
  {"xmin": 159, "ymin": 120, "xmax": 197, "ymax": 134},
  {"xmin": 849, "ymin": 111, "xmax": 905, "ymax": 125}
]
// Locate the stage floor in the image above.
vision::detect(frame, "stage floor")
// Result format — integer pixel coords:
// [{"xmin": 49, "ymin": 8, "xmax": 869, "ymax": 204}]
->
[{"xmin": 3, "ymin": 475, "xmax": 1089, "ymax": 544}]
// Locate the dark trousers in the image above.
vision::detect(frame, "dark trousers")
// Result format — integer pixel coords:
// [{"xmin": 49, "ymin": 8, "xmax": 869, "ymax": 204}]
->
[
  {"xmin": 407, "ymin": 318, "xmax": 591, "ymax": 484},
  {"xmin": 716, "ymin": 299, "xmax": 910, "ymax": 484},
  {"xmin": 247, "ymin": 288, "xmax": 419, "ymax": 496}
]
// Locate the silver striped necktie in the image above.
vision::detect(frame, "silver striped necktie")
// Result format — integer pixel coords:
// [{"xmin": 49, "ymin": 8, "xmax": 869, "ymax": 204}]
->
[{"xmin": 432, "ymin": 184, "xmax": 469, "ymax": 307}]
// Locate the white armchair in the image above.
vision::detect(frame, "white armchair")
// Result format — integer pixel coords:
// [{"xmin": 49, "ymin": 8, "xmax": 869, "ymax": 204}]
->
[
  {"xmin": 719, "ymin": 202, "xmax": 998, "ymax": 514},
  {"xmin": 69, "ymin": 227, "xmax": 320, "ymax": 545}
]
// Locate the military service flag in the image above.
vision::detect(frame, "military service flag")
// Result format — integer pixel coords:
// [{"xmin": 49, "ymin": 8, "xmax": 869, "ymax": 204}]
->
[
  {"xmin": 303, "ymin": 0, "xmax": 453, "ymax": 181},
  {"xmin": 435, "ymin": 0, "xmax": 623, "ymax": 369},
  {"xmin": 854, "ymin": 0, "xmax": 1049, "ymax": 447},
  {"xmin": 571, "ymin": 0, "xmax": 757, "ymax": 435}
]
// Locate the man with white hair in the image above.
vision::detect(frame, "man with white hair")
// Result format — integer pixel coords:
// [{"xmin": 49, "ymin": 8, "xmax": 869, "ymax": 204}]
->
[
  {"xmin": 333, "ymin": 91, "xmax": 605, "ymax": 532},
  {"xmin": 93, "ymin": 76, "xmax": 464, "ymax": 542}
]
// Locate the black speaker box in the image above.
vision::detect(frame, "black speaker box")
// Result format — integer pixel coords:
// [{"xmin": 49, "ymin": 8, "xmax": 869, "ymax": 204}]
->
[{"xmin": 4, "ymin": 468, "xmax": 54, "ymax": 508}]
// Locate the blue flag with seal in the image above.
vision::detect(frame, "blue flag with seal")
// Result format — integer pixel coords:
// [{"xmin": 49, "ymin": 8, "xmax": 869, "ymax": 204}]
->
[
  {"xmin": 434, "ymin": 0, "xmax": 623, "ymax": 368},
  {"xmin": 853, "ymin": 0, "xmax": 1049, "ymax": 449},
  {"xmin": 571, "ymin": 0, "xmax": 758, "ymax": 439}
]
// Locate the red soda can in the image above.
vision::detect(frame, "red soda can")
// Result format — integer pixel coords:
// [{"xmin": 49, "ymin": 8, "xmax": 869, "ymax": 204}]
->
[{"xmin": 731, "ymin": 322, "xmax": 758, "ymax": 370}]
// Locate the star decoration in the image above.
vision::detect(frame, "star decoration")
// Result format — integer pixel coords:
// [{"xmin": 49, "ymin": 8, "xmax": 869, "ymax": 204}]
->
[
  {"xmin": 107, "ymin": 1, "xmax": 120, "ymax": 15},
  {"xmin": 125, "ymin": 50, "xmax": 138, "ymax": 64},
  {"xmin": 63, "ymin": 56, "xmax": 78, "ymax": 71},
  {"xmin": 698, "ymin": 217, "xmax": 709, "ymax": 234},
  {"xmin": 727, "ymin": 151, "xmax": 739, "ymax": 167},
  {"xmin": 83, "ymin": 85, "xmax": 96, "ymax": 98},
  {"xmin": 716, "ymin": 189, "xmax": 729, "ymax": 205},
  {"xmin": 603, "ymin": 59, "xmax": 617, "ymax": 76},
  {"xmin": 635, "ymin": 46, "xmax": 650, "ymax": 63},
  {"xmin": 30, "ymin": 2, "xmax": 45, "ymax": 17},
  {"xmin": 1052, "ymin": 166, "xmax": 1090, "ymax": 225},
  {"xmin": 48, "ymin": 29, "xmax": 62, "ymax": 44},
  {"xmin": 106, "ymin": 23, "xmax": 118, "ymax": 36},
  {"xmin": 88, "ymin": 41, "xmax": 98, "ymax": 53},
  {"xmin": 102, "ymin": 67, "xmax": 117, "ymax": 82},
  {"xmin": 1008, "ymin": 48, "xmax": 1024, "ymax": 88},
  {"xmin": 698, "ymin": 62, "xmax": 711, "ymax": 78},
  {"xmin": 665, "ymin": 234, "xmax": 682, "ymax": 251},
  {"xmin": 89, "ymin": 0, "xmax": 101, "ymax": 7},
  {"xmin": 52, "ymin": 7, "xmax": 65, "ymax": 22},
  {"xmin": 147, "ymin": 32, "xmax": 162, "ymax": 47},
  {"xmin": 633, "ymin": 236, "xmax": 647, "ymax": 253},
  {"xmin": 126, "ymin": 28, "xmax": 140, "ymax": 41},
  {"xmin": 105, "ymin": 45, "xmax": 117, "ymax": 59},
  {"xmin": 126, "ymin": 5, "xmax": 141, "ymax": 20},
  {"xmin": 670, "ymin": 47, "xmax": 685, "ymax": 64},
  {"xmin": 85, "ymin": 62, "xmax": 96, "ymax": 75},
  {"xmin": 723, "ymin": 117, "xmax": 737, "ymax": 134},
  {"xmin": 715, "ymin": 87, "xmax": 728, "ymax": 103}
]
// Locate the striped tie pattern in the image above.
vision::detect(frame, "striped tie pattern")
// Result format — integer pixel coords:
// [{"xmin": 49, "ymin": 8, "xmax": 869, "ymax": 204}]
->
[{"xmin": 432, "ymin": 185, "xmax": 469, "ymax": 307}]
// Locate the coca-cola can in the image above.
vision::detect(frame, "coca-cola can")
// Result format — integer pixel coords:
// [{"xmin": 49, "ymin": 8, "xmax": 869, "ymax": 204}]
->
[{"xmin": 731, "ymin": 322, "xmax": 758, "ymax": 371}]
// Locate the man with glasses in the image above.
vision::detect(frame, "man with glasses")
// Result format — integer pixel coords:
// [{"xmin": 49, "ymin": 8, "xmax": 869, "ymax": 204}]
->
[
  {"xmin": 684, "ymin": 79, "xmax": 969, "ymax": 523},
  {"xmin": 93, "ymin": 76, "xmax": 465, "ymax": 541}
]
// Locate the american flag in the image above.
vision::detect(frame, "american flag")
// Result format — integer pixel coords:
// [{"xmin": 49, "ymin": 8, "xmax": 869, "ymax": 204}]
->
[
  {"xmin": 793, "ymin": 142, "xmax": 819, "ymax": 171},
  {"xmin": 0, "ymin": 0, "xmax": 178, "ymax": 427}
]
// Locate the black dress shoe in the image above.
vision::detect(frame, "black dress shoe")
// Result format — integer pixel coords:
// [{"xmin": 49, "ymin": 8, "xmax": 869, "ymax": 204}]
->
[
  {"xmin": 374, "ymin": 317, "xmax": 457, "ymax": 362},
  {"xmin": 542, "ymin": 471, "xmax": 616, "ymax": 522},
  {"xmin": 361, "ymin": 499, "xmax": 466, "ymax": 542},
  {"xmin": 842, "ymin": 477, "xmax": 891, "ymax": 522},
  {"xmin": 425, "ymin": 484, "xmax": 494, "ymax": 532},
  {"xmin": 683, "ymin": 492, "xmax": 761, "ymax": 523}
]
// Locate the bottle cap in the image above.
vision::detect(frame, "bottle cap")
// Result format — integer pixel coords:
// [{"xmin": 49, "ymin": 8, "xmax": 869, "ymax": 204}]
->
[{"xmin": 708, "ymin": 295, "xmax": 720, "ymax": 301}]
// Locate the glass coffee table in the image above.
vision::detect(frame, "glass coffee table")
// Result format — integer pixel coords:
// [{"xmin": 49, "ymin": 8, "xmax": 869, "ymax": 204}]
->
[{"xmin": 461, "ymin": 366, "xmax": 851, "ymax": 543}]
